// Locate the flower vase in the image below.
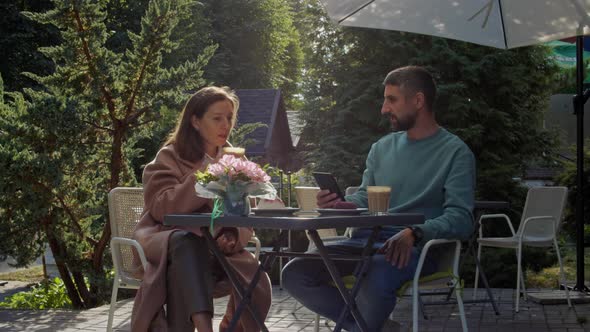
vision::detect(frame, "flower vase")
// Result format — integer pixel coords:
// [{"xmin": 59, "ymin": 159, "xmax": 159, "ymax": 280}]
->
[{"xmin": 223, "ymin": 194, "xmax": 251, "ymax": 216}]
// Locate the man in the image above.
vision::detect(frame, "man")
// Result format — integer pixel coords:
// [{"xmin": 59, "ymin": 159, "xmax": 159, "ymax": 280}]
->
[{"xmin": 281, "ymin": 66, "xmax": 475, "ymax": 331}]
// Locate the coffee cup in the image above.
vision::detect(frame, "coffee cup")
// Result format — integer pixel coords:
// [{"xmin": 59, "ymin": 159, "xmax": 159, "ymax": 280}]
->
[
  {"xmin": 295, "ymin": 186, "xmax": 320, "ymax": 212},
  {"xmin": 367, "ymin": 186, "xmax": 391, "ymax": 215}
]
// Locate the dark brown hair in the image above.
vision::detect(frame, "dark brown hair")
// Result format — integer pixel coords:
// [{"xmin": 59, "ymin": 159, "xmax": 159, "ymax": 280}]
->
[
  {"xmin": 165, "ymin": 86, "xmax": 239, "ymax": 162},
  {"xmin": 383, "ymin": 66, "xmax": 437, "ymax": 111}
]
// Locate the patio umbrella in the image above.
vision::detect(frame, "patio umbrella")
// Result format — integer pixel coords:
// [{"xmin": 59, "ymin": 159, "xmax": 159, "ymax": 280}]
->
[{"xmin": 319, "ymin": 0, "xmax": 590, "ymax": 292}]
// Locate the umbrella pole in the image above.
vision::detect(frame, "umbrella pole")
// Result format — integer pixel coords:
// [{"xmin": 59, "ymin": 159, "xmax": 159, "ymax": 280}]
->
[{"xmin": 574, "ymin": 35, "xmax": 589, "ymax": 292}]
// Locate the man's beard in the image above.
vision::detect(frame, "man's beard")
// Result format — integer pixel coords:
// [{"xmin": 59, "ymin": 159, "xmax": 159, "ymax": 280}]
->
[{"xmin": 389, "ymin": 112, "xmax": 416, "ymax": 132}]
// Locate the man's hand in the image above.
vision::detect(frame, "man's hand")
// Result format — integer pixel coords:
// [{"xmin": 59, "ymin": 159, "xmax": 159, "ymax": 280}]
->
[
  {"xmin": 333, "ymin": 201, "xmax": 357, "ymax": 209},
  {"xmin": 377, "ymin": 228, "xmax": 415, "ymax": 268},
  {"xmin": 317, "ymin": 189, "xmax": 342, "ymax": 208},
  {"xmin": 216, "ymin": 229, "xmax": 238, "ymax": 255}
]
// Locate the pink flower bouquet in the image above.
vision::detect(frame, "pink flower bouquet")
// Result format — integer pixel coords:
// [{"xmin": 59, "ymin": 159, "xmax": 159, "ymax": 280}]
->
[{"xmin": 195, "ymin": 154, "xmax": 276, "ymax": 216}]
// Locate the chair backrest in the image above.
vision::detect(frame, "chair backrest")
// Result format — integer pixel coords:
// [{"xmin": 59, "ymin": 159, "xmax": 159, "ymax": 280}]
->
[
  {"xmin": 315, "ymin": 229, "xmax": 339, "ymax": 238},
  {"xmin": 108, "ymin": 187, "xmax": 144, "ymax": 278},
  {"xmin": 304, "ymin": 186, "xmax": 361, "ymax": 247},
  {"xmin": 409, "ymin": 241, "xmax": 460, "ymax": 291},
  {"xmin": 518, "ymin": 186, "xmax": 567, "ymax": 238},
  {"xmin": 346, "ymin": 186, "xmax": 360, "ymax": 196},
  {"xmin": 432, "ymin": 242, "xmax": 458, "ymax": 273}
]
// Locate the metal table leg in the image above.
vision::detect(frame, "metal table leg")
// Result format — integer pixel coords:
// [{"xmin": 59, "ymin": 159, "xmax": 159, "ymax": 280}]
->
[
  {"xmin": 468, "ymin": 242, "xmax": 500, "ymax": 314},
  {"xmin": 307, "ymin": 227, "xmax": 380, "ymax": 332},
  {"xmin": 333, "ymin": 227, "xmax": 381, "ymax": 332},
  {"xmin": 460, "ymin": 212, "xmax": 500, "ymax": 314},
  {"xmin": 202, "ymin": 228, "xmax": 269, "ymax": 332}
]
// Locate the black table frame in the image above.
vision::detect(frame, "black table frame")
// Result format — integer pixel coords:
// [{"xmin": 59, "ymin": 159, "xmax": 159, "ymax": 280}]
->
[{"xmin": 164, "ymin": 213, "xmax": 424, "ymax": 332}]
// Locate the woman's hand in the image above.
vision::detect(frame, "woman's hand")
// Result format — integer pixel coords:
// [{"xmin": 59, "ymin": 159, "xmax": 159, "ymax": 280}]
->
[{"xmin": 216, "ymin": 228, "xmax": 238, "ymax": 255}]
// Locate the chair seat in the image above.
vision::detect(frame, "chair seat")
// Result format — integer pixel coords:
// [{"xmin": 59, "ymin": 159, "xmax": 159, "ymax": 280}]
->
[
  {"xmin": 334, "ymin": 271, "xmax": 456, "ymax": 297},
  {"xmin": 319, "ymin": 236, "xmax": 350, "ymax": 243},
  {"xmin": 245, "ymin": 246, "xmax": 289, "ymax": 253},
  {"xmin": 397, "ymin": 271, "xmax": 456, "ymax": 296},
  {"xmin": 478, "ymin": 236, "xmax": 553, "ymax": 248},
  {"xmin": 119, "ymin": 276, "xmax": 142, "ymax": 289},
  {"xmin": 307, "ymin": 236, "xmax": 350, "ymax": 251}
]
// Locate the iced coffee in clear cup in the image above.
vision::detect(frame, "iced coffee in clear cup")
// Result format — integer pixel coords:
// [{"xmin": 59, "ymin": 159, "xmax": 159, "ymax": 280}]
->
[{"xmin": 367, "ymin": 186, "xmax": 391, "ymax": 215}]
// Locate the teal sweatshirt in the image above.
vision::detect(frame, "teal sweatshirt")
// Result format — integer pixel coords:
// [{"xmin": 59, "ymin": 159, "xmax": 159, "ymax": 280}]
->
[{"xmin": 345, "ymin": 128, "xmax": 475, "ymax": 244}]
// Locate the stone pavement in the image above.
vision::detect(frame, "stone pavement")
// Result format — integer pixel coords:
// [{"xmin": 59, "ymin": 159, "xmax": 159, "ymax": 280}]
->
[{"xmin": 0, "ymin": 287, "xmax": 589, "ymax": 331}]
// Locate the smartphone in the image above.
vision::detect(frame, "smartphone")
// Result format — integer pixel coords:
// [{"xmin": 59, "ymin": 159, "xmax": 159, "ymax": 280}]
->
[{"xmin": 313, "ymin": 172, "xmax": 344, "ymax": 200}]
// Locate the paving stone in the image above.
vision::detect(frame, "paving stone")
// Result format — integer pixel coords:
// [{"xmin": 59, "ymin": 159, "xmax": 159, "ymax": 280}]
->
[
  {"xmin": 1, "ymin": 287, "xmax": 590, "ymax": 331},
  {"xmin": 478, "ymin": 328, "xmax": 497, "ymax": 332}
]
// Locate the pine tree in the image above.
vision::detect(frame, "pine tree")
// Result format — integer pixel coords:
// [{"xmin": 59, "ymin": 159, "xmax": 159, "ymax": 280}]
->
[
  {"xmin": 0, "ymin": 0, "xmax": 215, "ymax": 308},
  {"xmin": 0, "ymin": 0, "xmax": 58, "ymax": 92}
]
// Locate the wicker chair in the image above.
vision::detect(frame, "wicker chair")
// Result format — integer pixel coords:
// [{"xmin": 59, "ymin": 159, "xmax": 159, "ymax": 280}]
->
[
  {"xmin": 107, "ymin": 187, "xmax": 146, "ymax": 332},
  {"xmin": 106, "ymin": 187, "xmax": 261, "ymax": 332}
]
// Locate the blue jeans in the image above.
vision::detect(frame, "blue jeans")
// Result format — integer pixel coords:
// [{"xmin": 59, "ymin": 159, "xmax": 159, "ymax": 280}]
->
[{"xmin": 281, "ymin": 239, "xmax": 436, "ymax": 332}]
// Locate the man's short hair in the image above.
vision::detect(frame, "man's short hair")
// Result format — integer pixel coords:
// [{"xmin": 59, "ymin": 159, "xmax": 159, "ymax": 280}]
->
[{"xmin": 383, "ymin": 66, "xmax": 437, "ymax": 111}]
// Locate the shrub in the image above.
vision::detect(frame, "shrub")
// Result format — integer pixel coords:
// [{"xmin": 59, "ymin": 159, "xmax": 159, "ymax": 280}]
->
[
  {"xmin": 0, "ymin": 277, "xmax": 72, "ymax": 309},
  {"xmin": 461, "ymin": 246, "xmax": 557, "ymax": 288}
]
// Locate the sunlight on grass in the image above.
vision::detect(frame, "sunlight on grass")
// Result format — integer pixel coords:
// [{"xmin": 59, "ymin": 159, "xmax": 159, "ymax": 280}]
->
[
  {"xmin": 0, "ymin": 266, "xmax": 45, "ymax": 283},
  {"xmin": 527, "ymin": 246, "xmax": 590, "ymax": 289}
]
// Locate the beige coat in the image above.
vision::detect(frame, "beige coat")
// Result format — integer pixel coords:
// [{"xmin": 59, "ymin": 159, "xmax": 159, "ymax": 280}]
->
[{"xmin": 131, "ymin": 145, "xmax": 272, "ymax": 332}]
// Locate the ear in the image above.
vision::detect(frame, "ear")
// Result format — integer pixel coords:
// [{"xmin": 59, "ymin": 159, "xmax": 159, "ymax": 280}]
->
[
  {"xmin": 191, "ymin": 115, "xmax": 200, "ymax": 130},
  {"xmin": 414, "ymin": 92, "xmax": 426, "ymax": 110}
]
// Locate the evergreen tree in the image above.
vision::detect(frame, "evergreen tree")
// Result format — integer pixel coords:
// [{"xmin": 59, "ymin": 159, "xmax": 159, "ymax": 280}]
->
[
  {"xmin": 230, "ymin": 122, "xmax": 268, "ymax": 149},
  {"xmin": 98, "ymin": 0, "xmax": 305, "ymax": 176},
  {"xmin": 0, "ymin": 0, "xmax": 58, "ymax": 92},
  {"xmin": 2, "ymin": 0, "xmax": 304, "ymax": 106},
  {"xmin": 0, "ymin": 0, "xmax": 215, "ymax": 308}
]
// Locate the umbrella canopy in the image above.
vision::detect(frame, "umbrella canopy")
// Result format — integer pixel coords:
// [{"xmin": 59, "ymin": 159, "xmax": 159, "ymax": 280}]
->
[
  {"xmin": 322, "ymin": 0, "xmax": 590, "ymax": 49},
  {"xmin": 320, "ymin": 0, "xmax": 590, "ymax": 292}
]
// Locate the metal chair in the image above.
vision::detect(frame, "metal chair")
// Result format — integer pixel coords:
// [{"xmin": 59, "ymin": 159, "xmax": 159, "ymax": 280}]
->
[
  {"xmin": 475, "ymin": 186, "xmax": 572, "ymax": 312},
  {"xmin": 107, "ymin": 187, "xmax": 261, "ymax": 332},
  {"xmin": 398, "ymin": 239, "xmax": 468, "ymax": 332}
]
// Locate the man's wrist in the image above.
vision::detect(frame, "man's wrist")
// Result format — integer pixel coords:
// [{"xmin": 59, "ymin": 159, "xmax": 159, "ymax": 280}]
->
[{"xmin": 406, "ymin": 226, "xmax": 424, "ymax": 244}]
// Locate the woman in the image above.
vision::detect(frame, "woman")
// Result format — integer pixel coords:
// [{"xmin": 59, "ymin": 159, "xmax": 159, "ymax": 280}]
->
[{"xmin": 131, "ymin": 86, "xmax": 272, "ymax": 332}]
